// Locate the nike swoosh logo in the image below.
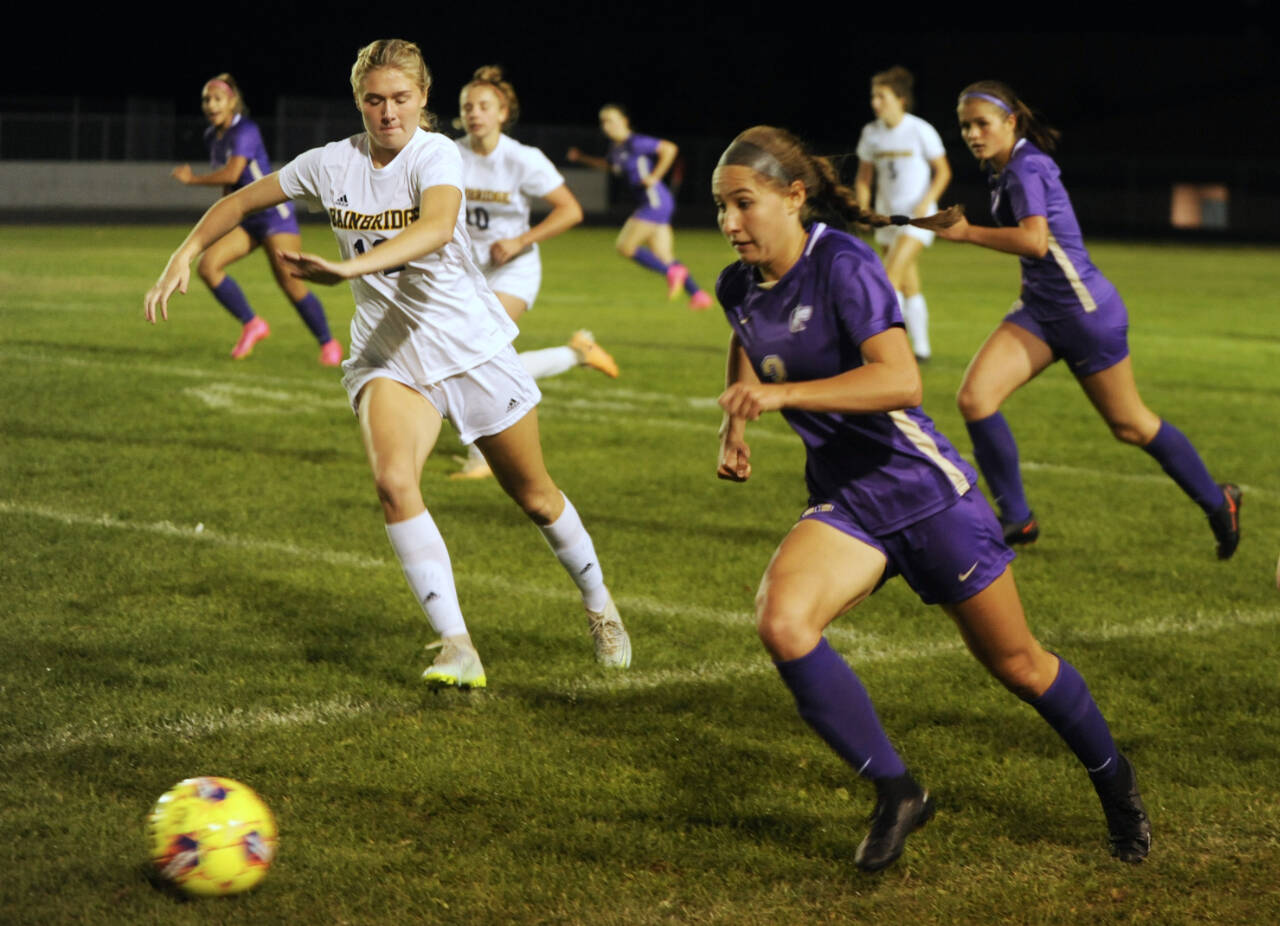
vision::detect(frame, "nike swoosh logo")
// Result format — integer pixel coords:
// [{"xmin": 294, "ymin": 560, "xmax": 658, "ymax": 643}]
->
[{"xmin": 957, "ymin": 561, "xmax": 979, "ymax": 582}]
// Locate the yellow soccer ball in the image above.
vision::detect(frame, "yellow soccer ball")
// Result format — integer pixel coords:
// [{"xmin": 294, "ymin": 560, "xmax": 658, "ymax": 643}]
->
[{"xmin": 146, "ymin": 777, "xmax": 277, "ymax": 897}]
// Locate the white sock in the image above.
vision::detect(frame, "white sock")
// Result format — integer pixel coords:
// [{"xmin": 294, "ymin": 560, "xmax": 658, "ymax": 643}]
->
[
  {"xmin": 520, "ymin": 346, "xmax": 577, "ymax": 380},
  {"xmin": 385, "ymin": 510, "xmax": 467, "ymax": 637},
  {"xmin": 902, "ymin": 293, "xmax": 930, "ymax": 358},
  {"xmin": 465, "ymin": 443, "xmax": 485, "ymax": 467},
  {"xmin": 539, "ymin": 493, "xmax": 609, "ymax": 612}
]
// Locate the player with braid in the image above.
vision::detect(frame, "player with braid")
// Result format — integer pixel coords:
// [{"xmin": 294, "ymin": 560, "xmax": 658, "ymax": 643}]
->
[
  {"xmin": 935, "ymin": 81, "xmax": 1240, "ymax": 557},
  {"xmin": 713, "ymin": 124, "xmax": 1150, "ymax": 871},
  {"xmin": 568, "ymin": 104, "xmax": 712, "ymax": 310},
  {"xmin": 147, "ymin": 40, "xmax": 632, "ymax": 685},
  {"xmin": 450, "ymin": 65, "xmax": 620, "ymax": 480},
  {"xmin": 170, "ymin": 73, "xmax": 341, "ymax": 365}
]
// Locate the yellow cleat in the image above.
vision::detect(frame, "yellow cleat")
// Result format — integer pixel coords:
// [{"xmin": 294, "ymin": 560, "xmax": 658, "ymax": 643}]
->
[{"xmin": 569, "ymin": 329, "xmax": 619, "ymax": 379}]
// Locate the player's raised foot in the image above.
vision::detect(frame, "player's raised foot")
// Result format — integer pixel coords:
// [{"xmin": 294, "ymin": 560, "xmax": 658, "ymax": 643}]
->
[
  {"xmin": 449, "ymin": 448, "xmax": 493, "ymax": 481},
  {"xmin": 665, "ymin": 263, "xmax": 689, "ymax": 300},
  {"xmin": 319, "ymin": 339, "xmax": 343, "ymax": 367},
  {"xmin": 422, "ymin": 634, "xmax": 486, "ymax": 689},
  {"xmin": 1208, "ymin": 483, "xmax": 1242, "ymax": 560},
  {"xmin": 569, "ymin": 329, "xmax": 619, "ymax": 378},
  {"xmin": 689, "ymin": 290, "xmax": 713, "ymax": 311},
  {"xmin": 1000, "ymin": 512, "xmax": 1039, "ymax": 546},
  {"xmin": 854, "ymin": 775, "xmax": 935, "ymax": 873},
  {"xmin": 1092, "ymin": 753, "xmax": 1150, "ymax": 863},
  {"xmin": 586, "ymin": 590, "xmax": 631, "ymax": 668},
  {"xmin": 230, "ymin": 317, "xmax": 270, "ymax": 359}
]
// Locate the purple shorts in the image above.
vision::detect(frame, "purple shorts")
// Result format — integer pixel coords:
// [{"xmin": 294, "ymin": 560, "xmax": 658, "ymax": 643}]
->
[
  {"xmin": 1004, "ymin": 292, "xmax": 1130, "ymax": 378},
  {"xmin": 241, "ymin": 201, "xmax": 300, "ymax": 243},
  {"xmin": 800, "ymin": 488, "xmax": 1015, "ymax": 606},
  {"xmin": 630, "ymin": 182, "xmax": 675, "ymax": 225}
]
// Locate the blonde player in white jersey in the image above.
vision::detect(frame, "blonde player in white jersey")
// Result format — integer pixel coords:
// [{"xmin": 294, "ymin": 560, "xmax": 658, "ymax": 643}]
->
[
  {"xmin": 855, "ymin": 66, "xmax": 951, "ymax": 362},
  {"xmin": 144, "ymin": 39, "xmax": 632, "ymax": 685},
  {"xmin": 451, "ymin": 65, "xmax": 619, "ymax": 480}
]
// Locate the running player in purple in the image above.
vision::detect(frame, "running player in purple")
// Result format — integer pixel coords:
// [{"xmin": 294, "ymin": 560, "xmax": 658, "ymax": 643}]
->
[
  {"xmin": 171, "ymin": 73, "xmax": 342, "ymax": 365},
  {"xmin": 712, "ymin": 125, "xmax": 1150, "ymax": 872},
  {"xmin": 935, "ymin": 81, "xmax": 1239, "ymax": 557},
  {"xmin": 568, "ymin": 104, "xmax": 712, "ymax": 310}
]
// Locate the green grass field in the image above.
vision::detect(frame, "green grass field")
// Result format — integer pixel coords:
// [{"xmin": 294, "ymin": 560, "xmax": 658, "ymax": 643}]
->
[{"xmin": 2, "ymin": 224, "xmax": 1278, "ymax": 924}]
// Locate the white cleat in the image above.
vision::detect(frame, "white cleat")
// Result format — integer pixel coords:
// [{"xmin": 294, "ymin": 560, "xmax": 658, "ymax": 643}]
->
[
  {"xmin": 422, "ymin": 634, "xmax": 487, "ymax": 688},
  {"xmin": 586, "ymin": 591, "xmax": 631, "ymax": 668}
]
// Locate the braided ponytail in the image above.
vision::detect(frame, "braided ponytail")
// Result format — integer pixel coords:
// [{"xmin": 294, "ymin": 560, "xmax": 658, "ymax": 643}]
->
[{"xmin": 716, "ymin": 126, "xmax": 963, "ymax": 232}]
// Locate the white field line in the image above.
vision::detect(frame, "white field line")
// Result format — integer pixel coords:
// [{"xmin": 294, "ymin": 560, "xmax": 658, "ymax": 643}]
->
[
  {"xmin": 7, "ymin": 348, "xmax": 1268, "ymax": 494},
  {"xmin": 4, "ymin": 498, "xmax": 1279, "ymax": 755}
]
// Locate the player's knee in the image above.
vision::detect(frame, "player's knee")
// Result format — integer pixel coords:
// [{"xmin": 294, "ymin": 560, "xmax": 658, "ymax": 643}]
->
[
  {"xmin": 195, "ymin": 256, "xmax": 221, "ymax": 287},
  {"xmin": 371, "ymin": 466, "xmax": 421, "ymax": 520},
  {"xmin": 510, "ymin": 484, "xmax": 560, "ymax": 526},
  {"xmin": 755, "ymin": 595, "xmax": 815, "ymax": 661},
  {"xmin": 991, "ymin": 650, "xmax": 1051, "ymax": 700},
  {"xmin": 956, "ymin": 384, "xmax": 993, "ymax": 421},
  {"xmin": 1108, "ymin": 419, "xmax": 1153, "ymax": 446},
  {"xmin": 616, "ymin": 242, "xmax": 636, "ymax": 258}
]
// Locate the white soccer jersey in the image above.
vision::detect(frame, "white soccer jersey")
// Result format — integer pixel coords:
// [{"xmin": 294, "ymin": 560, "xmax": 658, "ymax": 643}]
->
[
  {"xmin": 278, "ymin": 129, "xmax": 518, "ymax": 384},
  {"xmin": 856, "ymin": 113, "xmax": 946, "ymax": 217},
  {"xmin": 455, "ymin": 134, "xmax": 565, "ymax": 271}
]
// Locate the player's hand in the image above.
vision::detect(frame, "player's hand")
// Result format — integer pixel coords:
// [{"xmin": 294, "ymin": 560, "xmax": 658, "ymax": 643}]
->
[
  {"xmin": 717, "ymin": 433, "xmax": 752, "ymax": 482},
  {"xmin": 143, "ymin": 257, "xmax": 191, "ymax": 323},
  {"xmin": 932, "ymin": 214, "xmax": 970, "ymax": 242},
  {"xmin": 566, "ymin": 147, "xmax": 581, "ymax": 163},
  {"xmin": 280, "ymin": 251, "xmax": 348, "ymax": 285},
  {"xmin": 718, "ymin": 382, "xmax": 783, "ymax": 421},
  {"xmin": 171, "ymin": 164, "xmax": 195, "ymax": 184},
  {"xmin": 489, "ymin": 238, "xmax": 525, "ymax": 267}
]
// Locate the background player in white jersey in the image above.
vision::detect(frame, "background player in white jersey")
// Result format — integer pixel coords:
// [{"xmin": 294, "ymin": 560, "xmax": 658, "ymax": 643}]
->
[
  {"xmin": 451, "ymin": 65, "xmax": 619, "ymax": 480},
  {"xmin": 145, "ymin": 39, "xmax": 632, "ymax": 685},
  {"xmin": 855, "ymin": 67, "xmax": 951, "ymax": 362}
]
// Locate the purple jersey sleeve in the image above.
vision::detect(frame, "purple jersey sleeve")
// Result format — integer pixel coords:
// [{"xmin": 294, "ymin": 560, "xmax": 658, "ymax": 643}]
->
[
  {"xmin": 1003, "ymin": 159, "xmax": 1047, "ymax": 220},
  {"xmin": 830, "ymin": 250, "xmax": 903, "ymax": 347}
]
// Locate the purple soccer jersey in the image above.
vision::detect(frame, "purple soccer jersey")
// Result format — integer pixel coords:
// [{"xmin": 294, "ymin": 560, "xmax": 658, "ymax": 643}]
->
[
  {"xmin": 206, "ymin": 114, "xmax": 298, "ymax": 238},
  {"xmin": 990, "ymin": 139, "xmax": 1118, "ymax": 319},
  {"xmin": 717, "ymin": 224, "xmax": 976, "ymax": 536},
  {"xmin": 608, "ymin": 132, "xmax": 676, "ymax": 221}
]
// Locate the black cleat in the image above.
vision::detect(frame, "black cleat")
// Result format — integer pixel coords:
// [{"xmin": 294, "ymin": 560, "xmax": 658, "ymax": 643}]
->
[
  {"xmin": 854, "ymin": 782, "xmax": 935, "ymax": 872},
  {"xmin": 1093, "ymin": 753, "xmax": 1151, "ymax": 864},
  {"xmin": 1208, "ymin": 483, "xmax": 1242, "ymax": 560},
  {"xmin": 1000, "ymin": 512, "xmax": 1040, "ymax": 546}
]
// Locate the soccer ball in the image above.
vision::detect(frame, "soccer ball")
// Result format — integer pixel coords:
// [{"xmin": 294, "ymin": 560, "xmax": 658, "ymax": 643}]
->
[{"xmin": 146, "ymin": 776, "xmax": 277, "ymax": 897}]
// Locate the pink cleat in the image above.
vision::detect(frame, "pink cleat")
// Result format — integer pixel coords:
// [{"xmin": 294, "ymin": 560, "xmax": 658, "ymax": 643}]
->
[
  {"xmin": 689, "ymin": 290, "xmax": 713, "ymax": 311},
  {"xmin": 230, "ymin": 317, "xmax": 270, "ymax": 359},
  {"xmin": 666, "ymin": 263, "xmax": 689, "ymax": 300},
  {"xmin": 319, "ymin": 339, "xmax": 343, "ymax": 367}
]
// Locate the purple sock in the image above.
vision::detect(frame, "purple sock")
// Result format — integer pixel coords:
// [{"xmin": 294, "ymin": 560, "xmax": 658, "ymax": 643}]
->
[
  {"xmin": 211, "ymin": 276, "xmax": 255, "ymax": 324},
  {"xmin": 774, "ymin": 638, "xmax": 907, "ymax": 780},
  {"xmin": 966, "ymin": 412, "xmax": 1031, "ymax": 522},
  {"xmin": 1028, "ymin": 658, "xmax": 1120, "ymax": 782},
  {"xmin": 1141, "ymin": 421, "xmax": 1221, "ymax": 514},
  {"xmin": 679, "ymin": 264, "xmax": 702, "ymax": 295},
  {"xmin": 631, "ymin": 247, "xmax": 670, "ymax": 275},
  {"xmin": 291, "ymin": 292, "xmax": 332, "ymax": 344}
]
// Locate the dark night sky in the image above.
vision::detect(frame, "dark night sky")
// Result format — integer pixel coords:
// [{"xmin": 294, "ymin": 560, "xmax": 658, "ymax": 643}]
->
[{"xmin": 10, "ymin": 5, "xmax": 1277, "ymax": 157}]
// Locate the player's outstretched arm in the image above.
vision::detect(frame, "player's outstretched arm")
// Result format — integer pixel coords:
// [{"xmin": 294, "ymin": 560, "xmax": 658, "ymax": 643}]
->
[{"xmin": 144, "ymin": 174, "xmax": 289, "ymax": 322}]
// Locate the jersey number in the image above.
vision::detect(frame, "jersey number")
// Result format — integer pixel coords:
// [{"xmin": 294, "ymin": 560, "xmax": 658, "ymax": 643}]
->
[
  {"xmin": 760, "ymin": 355, "xmax": 788, "ymax": 383},
  {"xmin": 353, "ymin": 238, "xmax": 405, "ymax": 275},
  {"xmin": 466, "ymin": 207, "xmax": 490, "ymax": 231}
]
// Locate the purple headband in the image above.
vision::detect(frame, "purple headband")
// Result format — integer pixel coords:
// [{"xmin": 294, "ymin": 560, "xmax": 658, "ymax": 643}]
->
[
  {"xmin": 962, "ymin": 92, "xmax": 1012, "ymax": 115},
  {"xmin": 204, "ymin": 79, "xmax": 235, "ymax": 97}
]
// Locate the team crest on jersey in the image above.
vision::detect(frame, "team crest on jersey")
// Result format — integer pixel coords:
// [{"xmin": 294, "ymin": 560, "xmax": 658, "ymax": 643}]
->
[{"xmin": 789, "ymin": 305, "xmax": 813, "ymax": 333}]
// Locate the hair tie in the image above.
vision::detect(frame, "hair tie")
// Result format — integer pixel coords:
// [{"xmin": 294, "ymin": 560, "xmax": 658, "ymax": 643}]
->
[{"xmin": 962, "ymin": 92, "xmax": 1012, "ymax": 115}]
